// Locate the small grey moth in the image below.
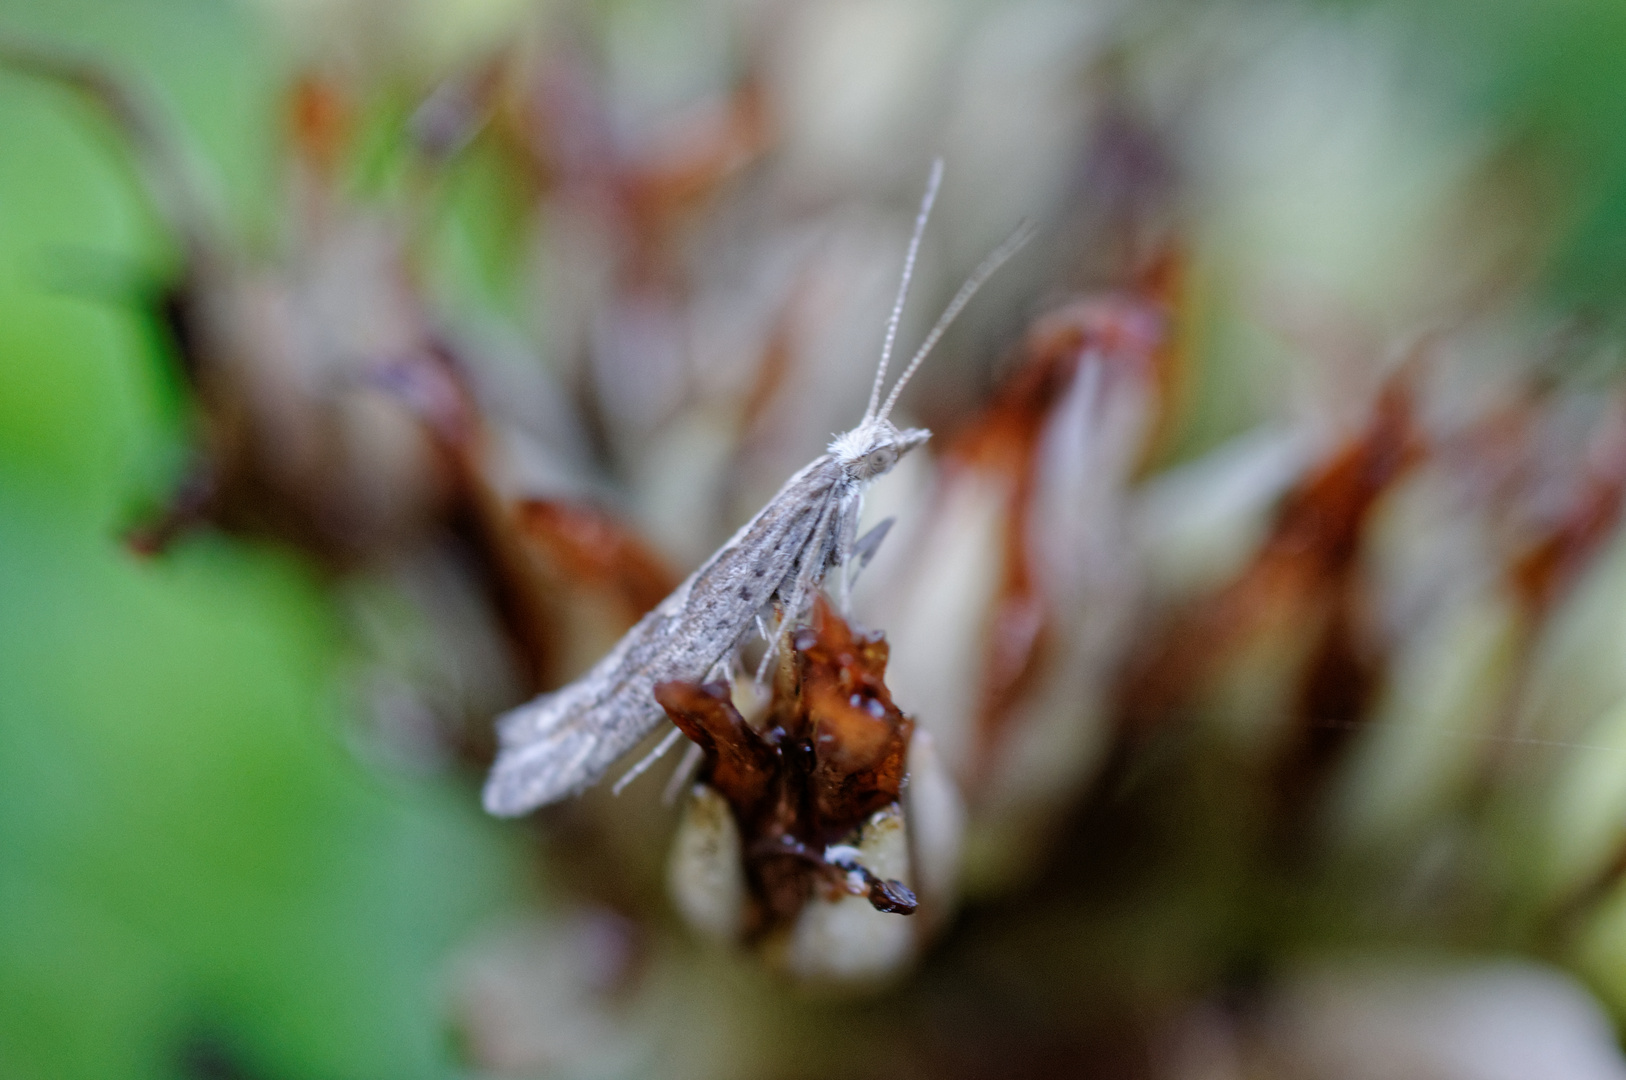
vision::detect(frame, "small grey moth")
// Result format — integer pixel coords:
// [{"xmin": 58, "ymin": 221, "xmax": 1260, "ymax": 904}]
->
[{"xmin": 483, "ymin": 161, "xmax": 1032, "ymax": 816}]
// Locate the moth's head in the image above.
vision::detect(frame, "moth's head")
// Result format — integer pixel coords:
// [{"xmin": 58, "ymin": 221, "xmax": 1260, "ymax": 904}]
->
[{"xmin": 830, "ymin": 419, "xmax": 931, "ymax": 482}]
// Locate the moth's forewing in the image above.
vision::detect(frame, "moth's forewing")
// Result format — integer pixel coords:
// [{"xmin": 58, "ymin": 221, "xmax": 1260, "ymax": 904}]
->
[{"xmin": 482, "ymin": 457, "xmax": 847, "ymax": 815}]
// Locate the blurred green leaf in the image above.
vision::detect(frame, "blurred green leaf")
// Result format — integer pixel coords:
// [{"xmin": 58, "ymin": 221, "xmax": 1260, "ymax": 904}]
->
[{"xmin": 0, "ymin": 2, "xmax": 528, "ymax": 1078}]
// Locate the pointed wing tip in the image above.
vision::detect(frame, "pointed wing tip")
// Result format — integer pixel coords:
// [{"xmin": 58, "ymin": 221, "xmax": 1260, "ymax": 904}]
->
[
  {"xmin": 481, "ymin": 659, "xmax": 662, "ymax": 816},
  {"xmin": 482, "ymin": 749, "xmax": 575, "ymax": 817},
  {"xmin": 481, "ymin": 775, "xmax": 532, "ymax": 817},
  {"xmin": 482, "ymin": 721, "xmax": 599, "ymax": 816}
]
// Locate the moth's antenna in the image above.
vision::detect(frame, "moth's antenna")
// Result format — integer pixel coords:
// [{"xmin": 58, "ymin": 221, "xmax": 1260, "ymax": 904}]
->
[
  {"xmin": 865, "ymin": 158, "xmax": 944, "ymax": 423},
  {"xmin": 877, "ymin": 219, "xmax": 1037, "ymax": 423}
]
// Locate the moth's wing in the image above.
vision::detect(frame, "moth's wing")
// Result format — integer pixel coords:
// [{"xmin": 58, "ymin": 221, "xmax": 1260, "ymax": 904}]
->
[
  {"xmin": 482, "ymin": 458, "xmax": 844, "ymax": 815},
  {"xmin": 482, "ymin": 594, "xmax": 684, "ymax": 815},
  {"xmin": 775, "ymin": 487, "xmax": 847, "ymax": 625}
]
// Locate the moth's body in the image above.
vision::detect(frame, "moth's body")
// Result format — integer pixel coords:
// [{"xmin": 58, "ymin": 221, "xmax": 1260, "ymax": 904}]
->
[
  {"xmin": 482, "ymin": 159, "xmax": 1030, "ymax": 817},
  {"xmin": 483, "ymin": 421, "xmax": 929, "ymax": 815}
]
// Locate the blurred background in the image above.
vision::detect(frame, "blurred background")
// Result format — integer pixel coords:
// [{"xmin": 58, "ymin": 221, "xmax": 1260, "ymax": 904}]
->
[{"xmin": 11, "ymin": 0, "xmax": 1626, "ymax": 1077}]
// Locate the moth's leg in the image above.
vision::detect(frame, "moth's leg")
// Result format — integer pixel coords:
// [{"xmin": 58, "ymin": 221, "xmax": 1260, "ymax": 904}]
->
[
  {"xmin": 723, "ymin": 648, "xmax": 749, "ymax": 689},
  {"xmin": 845, "ymin": 516, "xmax": 895, "ymax": 596},
  {"xmin": 753, "ymin": 644, "xmax": 775, "ymax": 692},
  {"xmin": 611, "ymin": 724, "xmax": 686, "ymax": 796},
  {"xmin": 753, "ymin": 604, "xmax": 784, "ymax": 692},
  {"xmin": 835, "ymin": 492, "xmax": 861, "ymax": 616},
  {"xmin": 662, "ymin": 742, "xmax": 705, "ymax": 806}
]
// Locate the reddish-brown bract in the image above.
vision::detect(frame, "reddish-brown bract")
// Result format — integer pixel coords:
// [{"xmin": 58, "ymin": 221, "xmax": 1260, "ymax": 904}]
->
[
  {"xmin": 515, "ymin": 501, "xmax": 679, "ymax": 630},
  {"xmin": 1119, "ymin": 377, "xmax": 1422, "ymax": 744},
  {"xmin": 1509, "ymin": 401, "xmax": 1626, "ymax": 616},
  {"xmin": 944, "ymin": 287, "xmax": 1174, "ymax": 771},
  {"xmin": 656, "ymin": 598, "xmax": 915, "ymax": 934}
]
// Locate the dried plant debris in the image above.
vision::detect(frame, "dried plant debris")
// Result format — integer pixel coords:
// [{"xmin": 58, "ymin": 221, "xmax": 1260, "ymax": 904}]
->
[
  {"xmin": 479, "ymin": 38, "xmax": 774, "ymax": 462},
  {"xmin": 1504, "ymin": 397, "xmax": 1626, "ymax": 618},
  {"xmin": 864, "ymin": 279, "xmax": 1174, "ymax": 891},
  {"xmin": 496, "ymin": 50, "xmax": 770, "ymax": 284},
  {"xmin": 1, "ymin": 50, "xmax": 464, "ymax": 568},
  {"xmin": 661, "ymin": 597, "xmax": 917, "ymax": 942},
  {"xmin": 515, "ymin": 500, "xmax": 677, "ymax": 618},
  {"xmin": 1119, "ymin": 375, "xmax": 1422, "ymax": 751},
  {"xmin": 950, "ymin": 287, "xmax": 1174, "ymax": 756}
]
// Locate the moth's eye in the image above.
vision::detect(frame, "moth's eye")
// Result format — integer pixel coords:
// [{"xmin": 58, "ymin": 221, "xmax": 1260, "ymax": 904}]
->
[{"xmin": 867, "ymin": 448, "xmax": 897, "ymax": 473}]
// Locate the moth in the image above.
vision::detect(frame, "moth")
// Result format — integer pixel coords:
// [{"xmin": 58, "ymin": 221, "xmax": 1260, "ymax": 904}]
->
[{"xmin": 484, "ymin": 161, "xmax": 1032, "ymax": 815}]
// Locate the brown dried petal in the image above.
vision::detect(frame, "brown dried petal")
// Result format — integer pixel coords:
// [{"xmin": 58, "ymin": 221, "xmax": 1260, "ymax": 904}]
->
[
  {"xmin": 929, "ymin": 291, "xmax": 1172, "ymax": 773},
  {"xmin": 654, "ymin": 681, "xmax": 777, "ymax": 818},
  {"xmin": 786, "ymin": 598, "xmax": 913, "ymax": 842},
  {"xmin": 1120, "ymin": 375, "xmax": 1422, "ymax": 739},
  {"xmin": 517, "ymin": 500, "xmax": 679, "ymax": 619},
  {"xmin": 657, "ymin": 599, "xmax": 918, "ymax": 933},
  {"xmin": 1509, "ymin": 400, "xmax": 1626, "ymax": 616}
]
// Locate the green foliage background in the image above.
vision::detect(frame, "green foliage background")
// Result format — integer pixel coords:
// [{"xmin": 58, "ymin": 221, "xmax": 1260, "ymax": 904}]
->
[{"xmin": 0, "ymin": 2, "xmax": 528, "ymax": 1077}]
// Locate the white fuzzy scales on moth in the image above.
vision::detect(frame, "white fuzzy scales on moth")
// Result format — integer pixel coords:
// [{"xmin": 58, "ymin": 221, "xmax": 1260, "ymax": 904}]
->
[{"xmin": 482, "ymin": 160, "xmax": 1031, "ymax": 816}]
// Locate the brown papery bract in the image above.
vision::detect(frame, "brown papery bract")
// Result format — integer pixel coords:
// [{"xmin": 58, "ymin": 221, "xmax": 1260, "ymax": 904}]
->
[
  {"xmin": 946, "ymin": 287, "xmax": 1174, "ymax": 768},
  {"xmin": 515, "ymin": 500, "xmax": 679, "ymax": 627},
  {"xmin": 1508, "ymin": 398, "xmax": 1626, "ymax": 617},
  {"xmin": 656, "ymin": 598, "xmax": 915, "ymax": 935},
  {"xmin": 1119, "ymin": 374, "xmax": 1423, "ymax": 743}
]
